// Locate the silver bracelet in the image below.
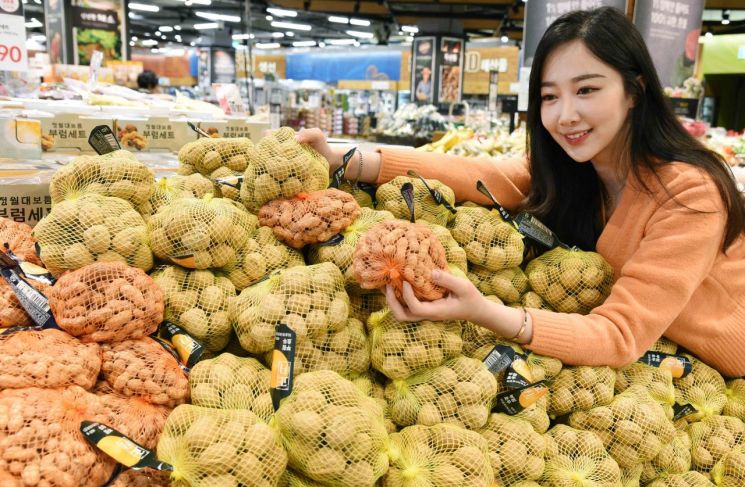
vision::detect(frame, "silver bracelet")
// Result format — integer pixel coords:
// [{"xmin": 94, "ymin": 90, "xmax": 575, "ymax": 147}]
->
[{"xmin": 354, "ymin": 147, "xmax": 364, "ymax": 183}]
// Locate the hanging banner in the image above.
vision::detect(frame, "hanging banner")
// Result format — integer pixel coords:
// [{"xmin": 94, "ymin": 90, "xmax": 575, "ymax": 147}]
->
[
  {"xmin": 44, "ymin": 0, "xmax": 69, "ymax": 64},
  {"xmin": 71, "ymin": 0, "xmax": 123, "ymax": 65},
  {"xmin": 0, "ymin": 0, "xmax": 28, "ymax": 72},
  {"xmin": 462, "ymin": 45, "xmax": 519, "ymax": 95},
  {"xmin": 211, "ymin": 47, "xmax": 236, "ymax": 84},
  {"xmin": 438, "ymin": 37, "xmax": 463, "ymax": 103},
  {"xmin": 633, "ymin": 0, "xmax": 705, "ymax": 88},
  {"xmin": 411, "ymin": 36, "xmax": 436, "ymax": 104},
  {"xmin": 523, "ymin": 0, "xmax": 627, "ymax": 67}
]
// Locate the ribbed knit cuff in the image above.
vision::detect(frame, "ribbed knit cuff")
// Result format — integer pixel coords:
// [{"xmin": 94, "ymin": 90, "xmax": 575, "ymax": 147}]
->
[
  {"xmin": 524, "ymin": 308, "xmax": 576, "ymax": 359},
  {"xmin": 694, "ymin": 304, "xmax": 745, "ymax": 378},
  {"xmin": 376, "ymin": 147, "xmax": 420, "ymax": 184}
]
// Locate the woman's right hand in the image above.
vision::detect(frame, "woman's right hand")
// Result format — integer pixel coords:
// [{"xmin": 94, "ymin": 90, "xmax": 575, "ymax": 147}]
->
[{"xmin": 296, "ymin": 128, "xmax": 344, "ymax": 172}]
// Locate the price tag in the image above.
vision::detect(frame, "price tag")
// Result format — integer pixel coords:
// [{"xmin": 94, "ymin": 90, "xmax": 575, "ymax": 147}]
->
[{"xmin": 0, "ymin": 0, "xmax": 29, "ymax": 72}]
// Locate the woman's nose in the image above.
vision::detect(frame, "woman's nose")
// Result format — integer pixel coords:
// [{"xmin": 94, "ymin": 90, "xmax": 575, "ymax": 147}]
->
[{"xmin": 558, "ymin": 99, "xmax": 581, "ymax": 126}]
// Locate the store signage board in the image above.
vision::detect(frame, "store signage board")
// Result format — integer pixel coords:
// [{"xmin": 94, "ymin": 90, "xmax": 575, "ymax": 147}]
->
[
  {"xmin": 438, "ymin": 37, "xmax": 464, "ymax": 104},
  {"xmin": 70, "ymin": 0, "xmax": 124, "ymax": 65},
  {"xmin": 411, "ymin": 37, "xmax": 436, "ymax": 105},
  {"xmin": 0, "ymin": 0, "xmax": 28, "ymax": 72},
  {"xmin": 462, "ymin": 45, "xmax": 519, "ymax": 95},
  {"xmin": 634, "ymin": 0, "xmax": 705, "ymax": 88},
  {"xmin": 45, "ymin": 0, "xmax": 69, "ymax": 64}
]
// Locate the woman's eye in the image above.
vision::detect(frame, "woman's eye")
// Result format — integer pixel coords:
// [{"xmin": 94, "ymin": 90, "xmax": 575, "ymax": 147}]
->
[
  {"xmin": 577, "ymin": 87, "xmax": 597, "ymax": 95},
  {"xmin": 541, "ymin": 94, "xmax": 556, "ymax": 101}
]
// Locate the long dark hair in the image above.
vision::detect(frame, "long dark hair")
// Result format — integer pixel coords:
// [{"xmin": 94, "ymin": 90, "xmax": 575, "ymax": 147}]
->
[{"xmin": 522, "ymin": 7, "xmax": 745, "ymax": 252}]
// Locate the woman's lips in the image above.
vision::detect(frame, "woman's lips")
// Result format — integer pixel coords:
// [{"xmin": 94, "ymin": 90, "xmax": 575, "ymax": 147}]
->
[{"xmin": 564, "ymin": 129, "xmax": 591, "ymax": 146}]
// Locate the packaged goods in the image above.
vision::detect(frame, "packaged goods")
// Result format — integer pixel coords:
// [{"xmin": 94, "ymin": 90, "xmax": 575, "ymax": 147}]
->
[
  {"xmin": 641, "ymin": 429, "xmax": 691, "ymax": 483},
  {"xmin": 241, "ymin": 127, "xmax": 329, "ymax": 212},
  {"xmin": 151, "ymin": 266, "xmax": 235, "ymax": 352},
  {"xmin": 710, "ymin": 444, "xmax": 745, "ymax": 487},
  {"xmin": 541, "ymin": 425, "xmax": 622, "ymax": 485},
  {"xmin": 647, "ymin": 471, "xmax": 715, "ymax": 487},
  {"xmin": 33, "ymin": 194, "xmax": 153, "ymax": 276},
  {"xmin": 376, "ymin": 175, "xmax": 455, "ymax": 226},
  {"xmin": 348, "ymin": 290, "xmax": 388, "ymax": 324},
  {"xmin": 0, "ymin": 329, "xmax": 101, "ymax": 390},
  {"xmin": 138, "ymin": 174, "xmax": 216, "ymax": 219},
  {"xmin": 426, "ymin": 222, "xmax": 468, "ymax": 274},
  {"xmin": 100, "ymin": 338, "xmax": 189, "ymax": 407},
  {"xmin": 385, "ymin": 356, "xmax": 499, "ymax": 430},
  {"xmin": 525, "ymin": 246, "xmax": 614, "ymax": 314},
  {"xmin": 232, "ymin": 263, "xmax": 349, "ymax": 354},
  {"xmin": 367, "ymin": 307, "xmax": 463, "ymax": 380},
  {"xmin": 548, "ymin": 365, "xmax": 616, "ymax": 417},
  {"xmin": 468, "ymin": 265, "xmax": 530, "ymax": 304},
  {"xmin": 477, "ymin": 413, "xmax": 546, "ymax": 485},
  {"xmin": 384, "ymin": 423, "xmax": 494, "ymax": 487},
  {"xmin": 220, "ymin": 226, "xmax": 304, "ymax": 291},
  {"xmin": 352, "ymin": 220, "xmax": 449, "ymax": 301},
  {"xmin": 148, "ymin": 195, "xmax": 257, "ymax": 269},
  {"xmin": 724, "ymin": 378, "xmax": 745, "ymax": 422},
  {"xmin": 188, "ymin": 353, "xmax": 273, "ymax": 421},
  {"xmin": 177, "ymin": 137, "xmax": 251, "ymax": 177},
  {"xmin": 568, "ymin": 385, "xmax": 675, "ymax": 468},
  {"xmin": 275, "ymin": 370, "xmax": 389, "ymax": 486},
  {"xmin": 0, "ymin": 218, "xmax": 41, "ymax": 265},
  {"xmin": 688, "ymin": 415, "xmax": 745, "ymax": 474},
  {"xmin": 674, "ymin": 354, "xmax": 727, "ymax": 422},
  {"xmin": 448, "ymin": 205, "xmax": 524, "ymax": 270},
  {"xmin": 615, "ymin": 361, "xmax": 676, "ymax": 419},
  {"xmin": 157, "ymin": 405, "xmax": 287, "ymax": 487},
  {"xmin": 258, "ymin": 188, "xmax": 361, "ymax": 249},
  {"xmin": 48, "ymin": 262, "xmax": 164, "ymax": 342},
  {"xmin": 49, "ymin": 150, "xmax": 154, "ymax": 208}
]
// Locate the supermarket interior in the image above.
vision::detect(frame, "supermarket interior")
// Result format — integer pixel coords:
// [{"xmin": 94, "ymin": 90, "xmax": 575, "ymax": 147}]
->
[{"xmin": 2, "ymin": 0, "xmax": 745, "ymax": 486}]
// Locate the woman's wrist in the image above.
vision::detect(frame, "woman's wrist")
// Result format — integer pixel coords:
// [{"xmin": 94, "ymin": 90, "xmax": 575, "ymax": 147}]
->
[{"xmin": 471, "ymin": 297, "xmax": 534, "ymax": 344}]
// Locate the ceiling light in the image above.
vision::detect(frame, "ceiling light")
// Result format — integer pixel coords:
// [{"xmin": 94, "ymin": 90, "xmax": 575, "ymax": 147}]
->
[
  {"xmin": 194, "ymin": 22, "xmax": 219, "ymax": 29},
  {"xmin": 232, "ymin": 33, "xmax": 255, "ymax": 40},
  {"xmin": 346, "ymin": 30, "xmax": 373, "ymax": 39},
  {"xmin": 501, "ymin": 34, "xmax": 509, "ymax": 42},
  {"xmin": 190, "ymin": 41, "xmax": 196, "ymax": 46},
  {"xmin": 266, "ymin": 15, "xmax": 273, "ymax": 21},
  {"xmin": 151, "ymin": 48, "xmax": 159, "ymax": 53},
  {"xmin": 174, "ymin": 26, "xmax": 181, "ymax": 30},
  {"xmin": 195, "ymin": 12, "xmax": 240, "ymax": 23},
  {"xmin": 349, "ymin": 18, "xmax": 370, "ymax": 26},
  {"xmin": 32, "ymin": 0, "xmax": 41, "ymax": 4},
  {"xmin": 185, "ymin": 0, "xmax": 211, "ymax": 6},
  {"xmin": 286, "ymin": 31, "xmax": 294, "ymax": 37},
  {"xmin": 327, "ymin": 38, "xmax": 355, "ymax": 45},
  {"xmin": 705, "ymin": 31, "xmax": 713, "ymax": 38},
  {"xmin": 267, "ymin": 7, "xmax": 296, "ymax": 17},
  {"xmin": 401, "ymin": 25, "xmax": 418, "ymax": 33},
  {"xmin": 328, "ymin": 16, "xmax": 348, "ymax": 24},
  {"xmin": 24, "ymin": 18, "xmax": 42, "ymax": 28},
  {"xmin": 256, "ymin": 42, "xmax": 280, "ymax": 49},
  {"xmin": 318, "ymin": 41, "xmax": 326, "ymax": 47},
  {"xmin": 128, "ymin": 2, "xmax": 159, "ymax": 12},
  {"xmin": 142, "ymin": 39, "xmax": 158, "ymax": 46},
  {"xmin": 31, "ymin": 34, "xmax": 46, "ymax": 42},
  {"xmin": 129, "ymin": 41, "xmax": 135, "ymax": 46},
  {"xmin": 271, "ymin": 20, "xmax": 311, "ymax": 31},
  {"xmin": 168, "ymin": 48, "xmax": 185, "ymax": 56},
  {"xmin": 354, "ymin": 41, "xmax": 360, "ymax": 47},
  {"xmin": 398, "ymin": 30, "xmax": 404, "ymax": 35},
  {"xmin": 272, "ymin": 32, "xmax": 285, "ymax": 38},
  {"xmin": 293, "ymin": 40, "xmax": 316, "ymax": 47},
  {"xmin": 21, "ymin": 0, "xmax": 26, "ymax": 4},
  {"xmin": 159, "ymin": 26, "xmax": 173, "ymax": 32},
  {"xmin": 131, "ymin": 36, "xmax": 138, "ymax": 40},
  {"xmin": 128, "ymin": 12, "xmax": 142, "ymax": 19}
]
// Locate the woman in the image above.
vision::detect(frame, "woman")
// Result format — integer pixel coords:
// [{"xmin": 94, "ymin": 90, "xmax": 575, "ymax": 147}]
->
[{"xmin": 298, "ymin": 7, "xmax": 745, "ymax": 377}]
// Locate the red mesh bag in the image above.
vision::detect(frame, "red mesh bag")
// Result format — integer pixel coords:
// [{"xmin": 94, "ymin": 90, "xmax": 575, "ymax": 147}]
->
[
  {"xmin": 100, "ymin": 338, "xmax": 189, "ymax": 407},
  {"xmin": 109, "ymin": 469, "xmax": 171, "ymax": 487},
  {"xmin": 0, "ymin": 218, "xmax": 41, "ymax": 266},
  {"xmin": 352, "ymin": 220, "xmax": 449, "ymax": 301},
  {"xmin": 258, "ymin": 188, "xmax": 362, "ymax": 249},
  {"xmin": 0, "ymin": 329, "xmax": 101, "ymax": 390},
  {"xmin": 0, "ymin": 277, "xmax": 51, "ymax": 328},
  {"xmin": 47, "ymin": 262, "xmax": 164, "ymax": 342}
]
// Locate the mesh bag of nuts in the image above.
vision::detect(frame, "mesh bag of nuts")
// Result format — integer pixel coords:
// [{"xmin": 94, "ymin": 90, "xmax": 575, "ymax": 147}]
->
[
  {"xmin": 641, "ymin": 429, "xmax": 692, "ymax": 484},
  {"xmin": 138, "ymin": 174, "xmax": 216, "ymax": 219},
  {"xmin": 148, "ymin": 195, "xmax": 257, "ymax": 269},
  {"xmin": 711, "ymin": 444, "xmax": 745, "ymax": 487},
  {"xmin": 376, "ymin": 176, "xmax": 455, "ymax": 227},
  {"xmin": 274, "ymin": 370, "xmax": 389, "ymax": 486},
  {"xmin": 151, "ymin": 266, "xmax": 235, "ymax": 352},
  {"xmin": 674, "ymin": 354, "xmax": 727, "ymax": 423},
  {"xmin": 688, "ymin": 415, "xmax": 745, "ymax": 475},
  {"xmin": 177, "ymin": 137, "xmax": 251, "ymax": 178},
  {"xmin": 157, "ymin": 404, "xmax": 287, "ymax": 487},
  {"xmin": 477, "ymin": 413, "xmax": 546, "ymax": 485},
  {"xmin": 525, "ymin": 246, "xmax": 614, "ymax": 314},
  {"xmin": 448, "ymin": 205, "xmax": 524, "ymax": 271},
  {"xmin": 385, "ymin": 356, "xmax": 499, "ymax": 430},
  {"xmin": 188, "ymin": 353, "xmax": 273, "ymax": 421},
  {"xmin": 257, "ymin": 188, "xmax": 362, "ymax": 249},
  {"xmin": 541, "ymin": 425, "xmax": 622, "ymax": 486},
  {"xmin": 49, "ymin": 150, "xmax": 154, "ymax": 208},
  {"xmin": 0, "ymin": 218, "xmax": 41, "ymax": 265},
  {"xmin": 647, "ymin": 471, "xmax": 715, "ymax": 487},
  {"xmin": 468, "ymin": 265, "xmax": 530, "ymax": 305},
  {"xmin": 548, "ymin": 365, "xmax": 616, "ymax": 417},
  {"xmin": 48, "ymin": 262, "xmax": 164, "ymax": 342},
  {"xmin": 0, "ymin": 329, "xmax": 101, "ymax": 390},
  {"xmin": 384, "ymin": 423, "xmax": 495, "ymax": 487},
  {"xmin": 33, "ymin": 194, "xmax": 153, "ymax": 276},
  {"xmin": 348, "ymin": 289, "xmax": 387, "ymax": 324},
  {"xmin": 568, "ymin": 385, "xmax": 675, "ymax": 468},
  {"xmin": 724, "ymin": 379, "xmax": 745, "ymax": 422},
  {"xmin": 241, "ymin": 127, "xmax": 329, "ymax": 212},
  {"xmin": 367, "ymin": 307, "xmax": 463, "ymax": 380},
  {"xmin": 100, "ymin": 337, "xmax": 189, "ymax": 407},
  {"xmin": 615, "ymin": 361, "xmax": 676, "ymax": 419},
  {"xmin": 352, "ymin": 219, "xmax": 449, "ymax": 301},
  {"xmin": 109, "ymin": 469, "xmax": 171, "ymax": 487},
  {"xmin": 220, "ymin": 226, "xmax": 304, "ymax": 291}
]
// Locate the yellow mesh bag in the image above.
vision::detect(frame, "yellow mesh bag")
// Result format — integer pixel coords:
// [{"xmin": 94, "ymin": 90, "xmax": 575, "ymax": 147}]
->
[
  {"xmin": 0, "ymin": 276, "xmax": 50, "ymax": 328},
  {"xmin": 0, "ymin": 218, "xmax": 40, "ymax": 265},
  {"xmin": 541, "ymin": 424, "xmax": 622, "ymax": 486},
  {"xmin": 0, "ymin": 329, "xmax": 101, "ymax": 390},
  {"xmin": 525, "ymin": 246, "xmax": 614, "ymax": 314},
  {"xmin": 232, "ymin": 262, "xmax": 349, "ymax": 354},
  {"xmin": 338, "ymin": 180, "xmax": 375, "ymax": 209},
  {"xmin": 220, "ymin": 226, "xmax": 304, "ymax": 291},
  {"xmin": 385, "ymin": 356, "xmax": 499, "ymax": 430},
  {"xmin": 367, "ymin": 307, "xmax": 463, "ymax": 380},
  {"xmin": 647, "ymin": 471, "xmax": 716, "ymax": 487},
  {"xmin": 449, "ymin": 205, "xmax": 524, "ymax": 271},
  {"xmin": 109, "ymin": 469, "xmax": 171, "ymax": 486},
  {"xmin": 548, "ymin": 365, "xmax": 616, "ymax": 417},
  {"xmin": 674, "ymin": 354, "xmax": 727, "ymax": 423},
  {"xmin": 188, "ymin": 353, "xmax": 273, "ymax": 421},
  {"xmin": 151, "ymin": 265, "xmax": 235, "ymax": 352},
  {"xmin": 157, "ymin": 404, "xmax": 287, "ymax": 487},
  {"xmin": 641, "ymin": 429, "xmax": 692, "ymax": 483},
  {"xmin": 385, "ymin": 423, "xmax": 495, "ymax": 487},
  {"xmin": 308, "ymin": 208, "xmax": 395, "ymax": 287},
  {"xmin": 348, "ymin": 288, "xmax": 388, "ymax": 324},
  {"xmin": 724, "ymin": 379, "xmax": 745, "ymax": 422},
  {"xmin": 177, "ymin": 137, "xmax": 252, "ymax": 177},
  {"xmin": 241, "ymin": 127, "xmax": 330, "ymax": 212},
  {"xmin": 49, "ymin": 150, "xmax": 154, "ymax": 207},
  {"xmin": 258, "ymin": 188, "xmax": 362, "ymax": 249},
  {"xmin": 460, "ymin": 309, "xmax": 516, "ymax": 360},
  {"xmin": 711, "ymin": 444, "xmax": 745, "ymax": 487},
  {"xmin": 468, "ymin": 265, "xmax": 530, "ymax": 304},
  {"xmin": 279, "ymin": 468, "xmax": 325, "ymax": 486},
  {"xmin": 515, "ymin": 394, "xmax": 551, "ymax": 434},
  {"xmin": 651, "ymin": 337, "xmax": 680, "ymax": 354},
  {"xmin": 351, "ymin": 371, "xmax": 397, "ymax": 434},
  {"xmin": 426, "ymin": 221, "xmax": 468, "ymax": 274},
  {"xmin": 138, "ymin": 174, "xmax": 216, "ymax": 219},
  {"xmin": 477, "ymin": 413, "xmax": 546, "ymax": 485},
  {"xmin": 101, "ymin": 337, "xmax": 190, "ymax": 407},
  {"xmin": 148, "ymin": 195, "xmax": 257, "ymax": 269},
  {"xmin": 353, "ymin": 220, "xmax": 449, "ymax": 301},
  {"xmin": 526, "ymin": 352, "xmax": 563, "ymax": 383},
  {"xmin": 568, "ymin": 385, "xmax": 675, "ymax": 468},
  {"xmin": 518, "ymin": 291, "xmax": 554, "ymax": 310},
  {"xmin": 48, "ymin": 261, "xmax": 163, "ymax": 342},
  {"xmin": 621, "ymin": 464, "xmax": 643, "ymax": 487},
  {"xmin": 274, "ymin": 370, "xmax": 389, "ymax": 486},
  {"xmin": 616, "ymin": 362, "xmax": 676, "ymax": 419},
  {"xmin": 0, "ymin": 386, "xmax": 118, "ymax": 486},
  {"xmin": 688, "ymin": 415, "xmax": 745, "ymax": 474},
  {"xmin": 33, "ymin": 194, "xmax": 153, "ymax": 276},
  {"xmin": 376, "ymin": 175, "xmax": 455, "ymax": 226}
]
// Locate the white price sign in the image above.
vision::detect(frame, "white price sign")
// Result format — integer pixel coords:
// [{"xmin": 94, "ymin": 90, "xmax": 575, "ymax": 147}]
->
[{"xmin": 0, "ymin": 0, "xmax": 28, "ymax": 72}]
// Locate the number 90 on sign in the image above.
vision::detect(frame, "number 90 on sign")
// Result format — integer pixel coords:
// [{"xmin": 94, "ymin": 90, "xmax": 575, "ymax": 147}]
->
[{"xmin": 0, "ymin": 44, "xmax": 22, "ymax": 63}]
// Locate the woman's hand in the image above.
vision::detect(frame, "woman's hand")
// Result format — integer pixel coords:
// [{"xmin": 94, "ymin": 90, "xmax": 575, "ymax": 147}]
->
[{"xmin": 296, "ymin": 128, "xmax": 344, "ymax": 171}]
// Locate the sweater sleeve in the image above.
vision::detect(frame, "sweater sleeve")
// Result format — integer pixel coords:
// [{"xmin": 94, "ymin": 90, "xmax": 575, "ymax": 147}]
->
[
  {"xmin": 377, "ymin": 147, "xmax": 531, "ymax": 210},
  {"xmin": 524, "ymin": 170, "xmax": 727, "ymax": 368}
]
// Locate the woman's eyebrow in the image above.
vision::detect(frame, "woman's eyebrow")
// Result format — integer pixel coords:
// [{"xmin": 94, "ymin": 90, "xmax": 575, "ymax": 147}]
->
[{"xmin": 541, "ymin": 73, "xmax": 607, "ymax": 87}]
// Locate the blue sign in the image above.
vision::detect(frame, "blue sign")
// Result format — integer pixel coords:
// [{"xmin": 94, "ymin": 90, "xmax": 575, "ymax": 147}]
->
[{"xmin": 286, "ymin": 50, "xmax": 401, "ymax": 82}]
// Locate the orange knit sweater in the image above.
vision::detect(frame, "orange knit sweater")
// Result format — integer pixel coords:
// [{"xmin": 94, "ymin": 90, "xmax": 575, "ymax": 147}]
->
[{"xmin": 377, "ymin": 147, "xmax": 745, "ymax": 377}]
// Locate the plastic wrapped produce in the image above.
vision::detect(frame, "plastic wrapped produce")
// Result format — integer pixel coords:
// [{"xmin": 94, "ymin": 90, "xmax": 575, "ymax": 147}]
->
[
  {"xmin": 477, "ymin": 413, "xmax": 546, "ymax": 485},
  {"xmin": 688, "ymin": 415, "xmax": 745, "ymax": 474},
  {"xmin": 641, "ymin": 429, "xmax": 691, "ymax": 483},
  {"xmin": 48, "ymin": 262, "xmax": 163, "ymax": 342},
  {"xmin": 548, "ymin": 365, "xmax": 616, "ymax": 417},
  {"xmin": 449, "ymin": 205, "xmax": 524, "ymax": 270},
  {"xmin": 376, "ymin": 175, "xmax": 455, "ymax": 226},
  {"xmin": 33, "ymin": 194, "xmax": 153, "ymax": 276},
  {"xmin": 674, "ymin": 354, "xmax": 727, "ymax": 423},
  {"xmin": 139, "ymin": 174, "xmax": 216, "ymax": 218},
  {"xmin": 711, "ymin": 444, "xmax": 745, "ymax": 487},
  {"xmin": 541, "ymin": 425, "xmax": 622, "ymax": 486},
  {"xmin": 647, "ymin": 471, "xmax": 715, "ymax": 487},
  {"xmin": 468, "ymin": 265, "xmax": 530, "ymax": 304}
]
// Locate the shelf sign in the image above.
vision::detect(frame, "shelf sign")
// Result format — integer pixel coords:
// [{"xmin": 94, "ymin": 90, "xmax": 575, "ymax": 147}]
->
[{"xmin": 0, "ymin": 0, "xmax": 28, "ymax": 72}]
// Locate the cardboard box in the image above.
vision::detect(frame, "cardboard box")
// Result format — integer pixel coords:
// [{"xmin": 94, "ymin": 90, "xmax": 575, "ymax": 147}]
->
[
  {"xmin": 113, "ymin": 117, "xmax": 199, "ymax": 152},
  {"xmin": 40, "ymin": 113, "xmax": 114, "ymax": 153},
  {"xmin": 198, "ymin": 118, "xmax": 270, "ymax": 142},
  {"xmin": 0, "ymin": 164, "xmax": 56, "ymax": 227},
  {"xmin": 0, "ymin": 117, "xmax": 43, "ymax": 161}
]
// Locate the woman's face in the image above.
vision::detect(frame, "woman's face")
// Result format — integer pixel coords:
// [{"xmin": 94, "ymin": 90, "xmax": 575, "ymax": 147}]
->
[{"xmin": 539, "ymin": 40, "xmax": 634, "ymax": 165}]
